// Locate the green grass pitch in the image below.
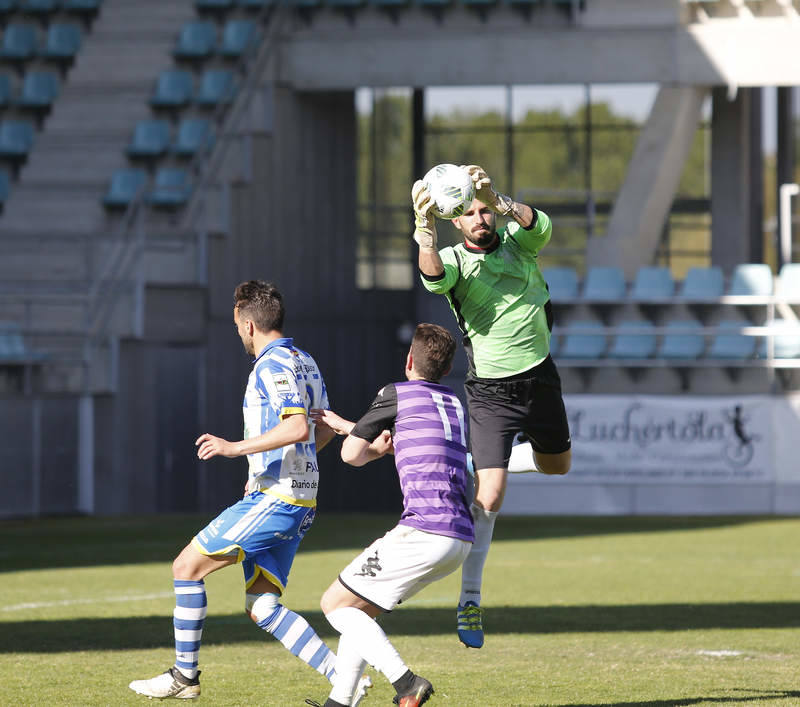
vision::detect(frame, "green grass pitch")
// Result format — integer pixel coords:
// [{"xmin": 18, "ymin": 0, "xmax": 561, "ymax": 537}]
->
[{"xmin": 1, "ymin": 513, "xmax": 799, "ymax": 706}]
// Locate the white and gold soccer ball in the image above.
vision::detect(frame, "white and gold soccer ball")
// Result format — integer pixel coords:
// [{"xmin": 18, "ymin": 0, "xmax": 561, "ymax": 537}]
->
[{"xmin": 422, "ymin": 163, "xmax": 475, "ymax": 219}]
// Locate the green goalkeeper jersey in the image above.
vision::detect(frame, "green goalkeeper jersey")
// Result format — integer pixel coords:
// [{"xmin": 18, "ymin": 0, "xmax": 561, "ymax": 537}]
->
[{"xmin": 421, "ymin": 210, "xmax": 553, "ymax": 379}]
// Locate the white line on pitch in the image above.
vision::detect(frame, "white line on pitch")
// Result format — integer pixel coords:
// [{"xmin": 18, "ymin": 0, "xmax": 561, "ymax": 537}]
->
[{"xmin": 3, "ymin": 592, "xmax": 174, "ymax": 612}]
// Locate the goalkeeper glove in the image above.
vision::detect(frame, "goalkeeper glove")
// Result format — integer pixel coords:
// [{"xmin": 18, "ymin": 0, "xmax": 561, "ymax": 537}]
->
[
  {"xmin": 461, "ymin": 164, "xmax": 514, "ymax": 216},
  {"xmin": 411, "ymin": 180, "xmax": 438, "ymax": 250}
]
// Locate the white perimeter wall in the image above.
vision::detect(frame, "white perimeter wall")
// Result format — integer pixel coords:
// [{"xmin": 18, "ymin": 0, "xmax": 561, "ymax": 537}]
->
[{"xmin": 502, "ymin": 393, "xmax": 800, "ymax": 516}]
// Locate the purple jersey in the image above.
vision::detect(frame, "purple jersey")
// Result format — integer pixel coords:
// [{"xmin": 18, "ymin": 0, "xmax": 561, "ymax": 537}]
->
[{"xmin": 351, "ymin": 380, "xmax": 474, "ymax": 543}]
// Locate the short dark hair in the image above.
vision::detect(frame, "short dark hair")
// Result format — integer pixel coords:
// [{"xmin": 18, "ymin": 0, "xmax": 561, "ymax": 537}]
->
[
  {"xmin": 234, "ymin": 280, "xmax": 284, "ymax": 333},
  {"xmin": 411, "ymin": 323, "xmax": 456, "ymax": 382}
]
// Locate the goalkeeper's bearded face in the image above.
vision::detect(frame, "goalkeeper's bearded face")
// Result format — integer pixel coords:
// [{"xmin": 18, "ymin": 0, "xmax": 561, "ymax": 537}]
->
[{"xmin": 454, "ymin": 199, "xmax": 497, "ymax": 248}]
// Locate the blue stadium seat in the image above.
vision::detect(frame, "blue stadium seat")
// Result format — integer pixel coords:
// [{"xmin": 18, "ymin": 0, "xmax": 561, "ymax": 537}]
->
[
  {"xmin": 40, "ymin": 23, "xmax": 82, "ymax": 64},
  {"xmin": 659, "ymin": 320, "xmax": 705, "ymax": 360},
  {"xmin": 219, "ymin": 19, "xmax": 258, "ymax": 58},
  {"xmin": 707, "ymin": 320, "xmax": 757, "ymax": 360},
  {"xmin": 126, "ymin": 118, "xmax": 171, "ymax": 159},
  {"xmin": 607, "ymin": 320, "xmax": 657, "ymax": 359},
  {"xmin": 560, "ymin": 320, "xmax": 606, "ymax": 359},
  {"xmin": 172, "ymin": 117, "xmax": 214, "ymax": 158},
  {"xmin": 102, "ymin": 167, "xmax": 147, "ymax": 208},
  {"xmin": 150, "ymin": 69, "xmax": 194, "ymax": 108},
  {"xmin": 0, "ymin": 23, "xmax": 38, "ymax": 62},
  {"xmin": 630, "ymin": 266, "xmax": 675, "ymax": 300},
  {"xmin": 0, "ymin": 73, "xmax": 12, "ymax": 107},
  {"xmin": 728, "ymin": 263, "xmax": 773, "ymax": 296},
  {"xmin": 778, "ymin": 263, "xmax": 800, "ymax": 301},
  {"xmin": 0, "ymin": 167, "xmax": 10, "ymax": 208},
  {"xmin": 17, "ymin": 70, "xmax": 59, "ymax": 110},
  {"xmin": 195, "ymin": 68, "xmax": 236, "ymax": 107},
  {"xmin": 679, "ymin": 265, "xmax": 724, "ymax": 300},
  {"xmin": 0, "ymin": 119, "xmax": 34, "ymax": 159},
  {"xmin": 582, "ymin": 266, "xmax": 626, "ymax": 301},
  {"xmin": 542, "ymin": 266, "xmax": 579, "ymax": 301},
  {"xmin": 758, "ymin": 320, "xmax": 800, "ymax": 360},
  {"xmin": 149, "ymin": 167, "xmax": 191, "ymax": 208},
  {"xmin": 173, "ymin": 20, "xmax": 217, "ymax": 60}
]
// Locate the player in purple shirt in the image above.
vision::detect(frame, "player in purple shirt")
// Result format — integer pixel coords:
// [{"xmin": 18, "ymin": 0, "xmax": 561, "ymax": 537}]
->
[{"xmin": 308, "ymin": 323, "xmax": 473, "ymax": 707}]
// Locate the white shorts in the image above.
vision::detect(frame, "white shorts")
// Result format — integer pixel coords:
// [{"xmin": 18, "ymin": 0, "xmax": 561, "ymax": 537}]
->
[{"xmin": 338, "ymin": 524, "xmax": 471, "ymax": 613}]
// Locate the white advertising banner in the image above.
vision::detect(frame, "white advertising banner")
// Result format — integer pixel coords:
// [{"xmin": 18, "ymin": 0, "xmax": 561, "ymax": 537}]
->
[{"xmin": 560, "ymin": 395, "xmax": 781, "ymax": 484}]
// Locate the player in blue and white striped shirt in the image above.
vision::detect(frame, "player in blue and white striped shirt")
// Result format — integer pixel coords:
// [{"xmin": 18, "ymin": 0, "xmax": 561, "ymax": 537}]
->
[{"xmin": 129, "ymin": 281, "xmax": 370, "ymax": 705}]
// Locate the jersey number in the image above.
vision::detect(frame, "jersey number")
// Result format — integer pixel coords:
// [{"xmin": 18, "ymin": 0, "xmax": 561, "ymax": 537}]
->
[{"xmin": 430, "ymin": 392, "xmax": 466, "ymax": 446}]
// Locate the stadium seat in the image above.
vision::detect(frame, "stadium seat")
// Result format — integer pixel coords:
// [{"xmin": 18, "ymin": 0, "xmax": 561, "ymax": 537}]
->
[
  {"xmin": 102, "ymin": 167, "xmax": 147, "ymax": 209},
  {"xmin": 0, "ymin": 119, "xmax": 34, "ymax": 159},
  {"xmin": 559, "ymin": 320, "xmax": 607, "ymax": 359},
  {"xmin": 727, "ymin": 263, "xmax": 773, "ymax": 296},
  {"xmin": 149, "ymin": 167, "xmax": 191, "ymax": 208},
  {"xmin": 0, "ymin": 23, "xmax": 38, "ymax": 63},
  {"xmin": 582, "ymin": 266, "xmax": 626, "ymax": 301},
  {"xmin": 40, "ymin": 23, "xmax": 82, "ymax": 65},
  {"xmin": 195, "ymin": 68, "xmax": 236, "ymax": 107},
  {"xmin": 172, "ymin": 117, "xmax": 214, "ymax": 158},
  {"xmin": 543, "ymin": 266, "xmax": 579, "ymax": 301},
  {"xmin": 371, "ymin": 0, "xmax": 410, "ymax": 8},
  {"xmin": 219, "ymin": 19, "xmax": 259, "ymax": 59},
  {"xmin": 707, "ymin": 320, "xmax": 757, "ymax": 360},
  {"xmin": 17, "ymin": 70, "xmax": 59, "ymax": 111},
  {"xmin": 659, "ymin": 320, "xmax": 705, "ymax": 359},
  {"xmin": 607, "ymin": 320, "xmax": 657, "ymax": 359},
  {"xmin": 758, "ymin": 320, "xmax": 800, "ymax": 360},
  {"xmin": 778, "ymin": 263, "xmax": 800, "ymax": 302},
  {"xmin": 126, "ymin": 118, "xmax": 171, "ymax": 159},
  {"xmin": 173, "ymin": 20, "xmax": 217, "ymax": 61},
  {"xmin": 328, "ymin": 0, "xmax": 366, "ymax": 8},
  {"xmin": 149, "ymin": 69, "xmax": 194, "ymax": 109},
  {"xmin": 630, "ymin": 266, "xmax": 675, "ymax": 300},
  {"xmin": 679, "ymin": 265, "xmax": 724, "ymax": 300}
]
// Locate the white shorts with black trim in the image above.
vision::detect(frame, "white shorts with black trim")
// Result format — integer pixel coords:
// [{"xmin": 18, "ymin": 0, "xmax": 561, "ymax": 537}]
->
[{"xmin": 338, "ymin": 524, "xmax": 471, "ymax": 613}]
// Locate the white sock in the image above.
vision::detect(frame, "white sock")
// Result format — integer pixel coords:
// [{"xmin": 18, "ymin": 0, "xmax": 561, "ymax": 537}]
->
[
  {"xmin": 328, "ymin": 632, "xmax": 368, "ymax": 705},
  {"xmin": 459, "ymin": 503, "xmax": 498, "ymax": 606},
  {"xmin": 508, "ymin": 441, "xmax": 541, "ymax": 473},
  {"xmin": 326, "ymin": 606, "xmax": 408, "ymax": 683}
]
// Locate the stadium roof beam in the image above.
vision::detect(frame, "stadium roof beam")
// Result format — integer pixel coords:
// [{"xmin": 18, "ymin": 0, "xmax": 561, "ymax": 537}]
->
[{"xmin": 277, "ymin": 11, "xmax": 800, "ymax": 89}]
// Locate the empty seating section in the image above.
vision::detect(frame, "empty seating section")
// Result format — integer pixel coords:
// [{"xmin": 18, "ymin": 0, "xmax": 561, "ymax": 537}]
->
[
  {"xmin": 0, "ymin": 1, "xmax": 97, "ymax": 205},
  {"xmin": 548, "ymin": 264, "xmax": 800, "ymax": 375},
  {"xmin": 630, "ymin": 266, "xmax": 674, "ymax": 300},
  {"xmin": 100, "ymin": 1, "xmax": 268, "ymax": 212},
  {"xmin": 582, "ymin": 266, "xmax": 626, "ymax": 301}
]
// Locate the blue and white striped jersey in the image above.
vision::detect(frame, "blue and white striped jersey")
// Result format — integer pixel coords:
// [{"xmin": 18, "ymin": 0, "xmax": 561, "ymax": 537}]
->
[{"xmin": 243, "ymin": 337, "xmax": 328, "ymax": 506}]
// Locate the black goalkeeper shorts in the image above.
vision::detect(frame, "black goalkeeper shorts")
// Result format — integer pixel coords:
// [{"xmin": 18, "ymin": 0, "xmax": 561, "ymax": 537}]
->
[{"xmin": 465, "ymin": 355, "xmax": 571, "ymax": 471}]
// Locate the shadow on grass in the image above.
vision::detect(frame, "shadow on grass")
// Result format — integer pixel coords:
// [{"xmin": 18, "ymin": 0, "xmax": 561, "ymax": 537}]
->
[
  {"xmin": 0, "ymin": 513, "xmax": 785, "ymax": 573},
  {"xmin": 553, "ymin": 689, "xmax": 800, "ymax": 706},
  {"xmin": 5, "ymin": 602, "xmax": 800, "ymax": 653}
]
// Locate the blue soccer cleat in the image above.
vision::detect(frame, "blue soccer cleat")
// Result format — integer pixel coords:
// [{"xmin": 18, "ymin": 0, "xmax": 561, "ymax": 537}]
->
[{"xmin": 457, "ymin": 601, "xmax": 484, "ymax": 648}]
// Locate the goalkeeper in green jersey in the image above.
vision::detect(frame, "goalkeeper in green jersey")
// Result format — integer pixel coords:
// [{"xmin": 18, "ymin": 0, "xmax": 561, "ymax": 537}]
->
[{"xmin": 411, "ymin": 165, "xmax": 572, "ymax": 649}]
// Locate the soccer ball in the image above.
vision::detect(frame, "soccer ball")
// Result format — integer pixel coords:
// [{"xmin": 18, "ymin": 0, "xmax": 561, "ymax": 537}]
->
[{"xmin": 422, "ymin": 164, "xmax": 475, "ymax": 219}]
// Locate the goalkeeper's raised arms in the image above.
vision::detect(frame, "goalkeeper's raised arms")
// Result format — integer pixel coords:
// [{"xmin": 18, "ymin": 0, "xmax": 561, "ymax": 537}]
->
[{"xmin": 411, "ymin": 180, "xmax": 438, "ymax": 250}]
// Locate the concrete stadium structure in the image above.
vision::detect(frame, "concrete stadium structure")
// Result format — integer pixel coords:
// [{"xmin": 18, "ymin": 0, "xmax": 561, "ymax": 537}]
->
[{"xmin": 0, "ymin": 0, "xmax": 798, "ymax": 518}]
